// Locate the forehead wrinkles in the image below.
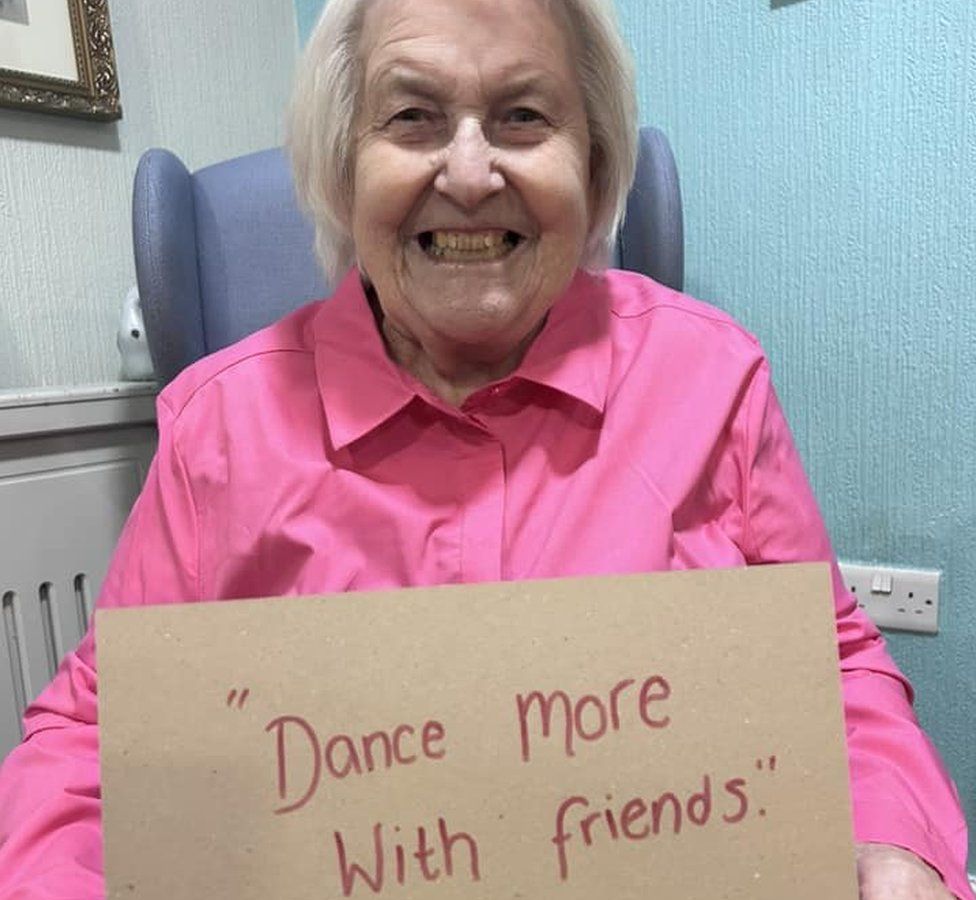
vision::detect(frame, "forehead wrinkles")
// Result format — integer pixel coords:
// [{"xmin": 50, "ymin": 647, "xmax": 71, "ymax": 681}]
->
[{"xmin": 357, "ymin": 0, "xmax": 581, "ymax": 104}]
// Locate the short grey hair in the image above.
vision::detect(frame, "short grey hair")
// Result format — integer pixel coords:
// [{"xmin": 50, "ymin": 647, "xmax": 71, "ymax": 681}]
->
[{"xmin": 287, "ymin": 0, "xmax": 638, "ymax": 285}]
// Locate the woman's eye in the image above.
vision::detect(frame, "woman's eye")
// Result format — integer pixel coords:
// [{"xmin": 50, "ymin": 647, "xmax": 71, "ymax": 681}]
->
[
  {"xmin": 390, "ymin": 108, "xmax": 432, "ymax": 124},
  {"xmin": 505, "ymin": 107, "xmax": 546, "ymax": 125}
]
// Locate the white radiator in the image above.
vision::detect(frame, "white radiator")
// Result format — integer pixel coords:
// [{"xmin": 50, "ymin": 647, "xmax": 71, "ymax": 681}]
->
[{"xmin": 0, "ymin": 384, "xmax": 157, "ymax": 759}]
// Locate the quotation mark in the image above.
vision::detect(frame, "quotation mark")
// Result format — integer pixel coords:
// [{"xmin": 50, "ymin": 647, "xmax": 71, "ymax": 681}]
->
[
  {"xmin": 226, "ymin": 688, "xmax": 250, "ymax": 709},
  {"xmin": 755, "ymin": 754, "xmax": 777, "ymax": 818}
]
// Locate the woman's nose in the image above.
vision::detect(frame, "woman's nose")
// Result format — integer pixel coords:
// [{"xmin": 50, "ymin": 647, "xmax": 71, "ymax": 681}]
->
[{"xmin": 434, "ymin": 118, "xmax": 505, "ymax": 208}]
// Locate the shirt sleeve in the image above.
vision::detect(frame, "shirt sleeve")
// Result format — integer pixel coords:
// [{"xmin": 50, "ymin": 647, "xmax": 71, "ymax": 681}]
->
[
  {"xmin": 0, "ymin": 396, "xmax": 199, "ymax": 899},
  {"xmin": 739, "ymin": 360, "xmax": 974, "ymax": 900}
]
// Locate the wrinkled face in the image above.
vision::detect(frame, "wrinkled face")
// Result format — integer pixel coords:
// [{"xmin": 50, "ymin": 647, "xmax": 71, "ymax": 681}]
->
[{"xmin": 352, "ymin": 0, "xmax": 593, "ymax": 364}]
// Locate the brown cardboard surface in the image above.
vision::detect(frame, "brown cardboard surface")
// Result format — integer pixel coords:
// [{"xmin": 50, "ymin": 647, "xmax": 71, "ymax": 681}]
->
[{"xmin": 98, "ymin": 563, "xmax": 857, "ymax": 899}]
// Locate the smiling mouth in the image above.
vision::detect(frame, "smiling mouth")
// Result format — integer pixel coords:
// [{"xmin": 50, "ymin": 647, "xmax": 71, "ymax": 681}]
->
[{"xmin": 416, "ymin": 230, "xmax": 523, "ymax": 262}]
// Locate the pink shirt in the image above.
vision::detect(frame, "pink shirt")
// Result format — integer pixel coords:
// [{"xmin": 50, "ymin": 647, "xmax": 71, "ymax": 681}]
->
[{"xmin": 0, "ymin": 269, "xmax": 971, "ymax": 898}]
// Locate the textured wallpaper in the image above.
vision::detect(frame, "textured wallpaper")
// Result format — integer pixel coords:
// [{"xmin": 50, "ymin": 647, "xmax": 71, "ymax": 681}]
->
[
  {"xmin": 615, "ymin": 0, "xmax": 976, "ymax": 858},
  {"xmin": 0, "ymin": 1, "xmax": 298, "ymax": 389}
]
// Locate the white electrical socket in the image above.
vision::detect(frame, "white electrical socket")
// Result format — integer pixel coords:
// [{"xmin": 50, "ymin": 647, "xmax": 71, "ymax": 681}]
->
[{"xmin": 837, "ymin": 563, "xmax": 940, "ymax": 634}]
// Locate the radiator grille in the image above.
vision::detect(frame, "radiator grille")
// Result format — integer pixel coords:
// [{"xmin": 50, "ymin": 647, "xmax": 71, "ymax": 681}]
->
[
  {"xmin": 1, "ymin": 578, "xmax": 95, "ymax": 728},
  {"xmin": 0, "ymin": 386, "xmax": 157, "ymax": 760},
  {"xmin": 0, "ymin": 447, "xmax": 154, "ymax": 759},
  {"xmin": 1, "ymin": 591, "xmax": 27, "ymax": 728}
]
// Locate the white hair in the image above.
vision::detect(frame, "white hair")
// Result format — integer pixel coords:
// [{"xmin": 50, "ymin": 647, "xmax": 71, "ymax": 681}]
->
[{"xmin": 287, "ymin": 0, "xmax": 638, "ymax": 285}]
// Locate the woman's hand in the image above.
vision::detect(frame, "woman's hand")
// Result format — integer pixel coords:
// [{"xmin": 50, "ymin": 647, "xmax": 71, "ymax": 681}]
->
[{"xmin": 856, "ymin": 842, "xmax": 954, "ymax": 899}]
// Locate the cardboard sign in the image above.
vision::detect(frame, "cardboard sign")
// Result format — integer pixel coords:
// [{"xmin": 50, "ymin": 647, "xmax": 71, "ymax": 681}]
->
[{"xmin": 98, "ymin": 563, "xmax": 858, "ymax": 899}]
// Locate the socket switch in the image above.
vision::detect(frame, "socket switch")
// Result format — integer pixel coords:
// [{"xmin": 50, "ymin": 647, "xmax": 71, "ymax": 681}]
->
[{"xmin": 838, "ymin": 563, "xmax": 940, "ymax": 634}]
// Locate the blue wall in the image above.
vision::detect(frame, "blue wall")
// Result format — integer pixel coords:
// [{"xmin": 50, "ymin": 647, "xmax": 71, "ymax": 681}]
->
[
  {"xmin": 296, "ymin": 0, "xmax": 976, "ymax": 859},
  {"xmin": 295, "ymin": 0, "xmax": 322, "ymax": 47},
  {"xmin": 614, "ymin": 0, "xmax": 976, "ymax": 858}
]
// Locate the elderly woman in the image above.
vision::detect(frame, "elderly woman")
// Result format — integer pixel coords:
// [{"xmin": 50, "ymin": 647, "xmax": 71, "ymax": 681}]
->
[{"xmin": 0, "ymin": 0, "xmax": 971, "ymax": 897}]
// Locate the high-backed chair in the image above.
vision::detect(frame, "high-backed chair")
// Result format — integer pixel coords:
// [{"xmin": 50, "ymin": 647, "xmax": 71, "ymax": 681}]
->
[{"xmin": 133, "ymin": 127, "xmax": 683, "ymax": 386}]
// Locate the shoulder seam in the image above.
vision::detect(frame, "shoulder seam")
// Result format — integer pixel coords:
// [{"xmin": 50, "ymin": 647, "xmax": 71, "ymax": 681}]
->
[
  {"xmin": 164, "ymin": 347, "xmax": 314, "ymax": 419},
  {"xmin": 156, "ymin": 391, "xmax": 203, "ymax": 602},
  {"xmin": 610, "ymin": 301, "xmax": 762, "ymax": 348}
]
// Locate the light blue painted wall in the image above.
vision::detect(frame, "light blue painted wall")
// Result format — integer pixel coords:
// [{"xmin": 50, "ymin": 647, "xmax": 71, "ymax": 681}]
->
[
  {"xmin": 295, "ymin": 0, "xmax": 976, "ymax": 859},
  {"xmin": 614, "ymin": 1, "xmax": 976, "ymax": 860},
  {"xmin": 295, "ymin": 1, "xmax": 323, "ymax": 46}
]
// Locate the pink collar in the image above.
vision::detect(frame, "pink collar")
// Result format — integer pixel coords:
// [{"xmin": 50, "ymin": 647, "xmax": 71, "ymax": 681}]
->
[{"xmin": 311, "ymin": 269, "xmax": 612, "ymax": 450}]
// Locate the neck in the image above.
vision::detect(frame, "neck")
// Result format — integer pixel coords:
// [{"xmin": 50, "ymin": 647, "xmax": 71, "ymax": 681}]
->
[{"xmin": 381, "ymin": 319, "xmax": 543, "ymax": 407}]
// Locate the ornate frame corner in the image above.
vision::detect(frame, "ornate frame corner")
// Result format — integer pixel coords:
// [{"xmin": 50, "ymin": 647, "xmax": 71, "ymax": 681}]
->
[{"xmin": 0, "ymin": 0, "xmax": 122, "ymax": 122}]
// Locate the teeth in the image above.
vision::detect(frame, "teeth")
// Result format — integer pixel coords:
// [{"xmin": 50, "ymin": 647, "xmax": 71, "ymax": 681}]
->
[
  {"xmin": 424, "ymin": 230, "xmax": 516, "ymax": 261},
  {"xmin": 432, "ymin": 230, "xmax": 506, "ymax": 250}
]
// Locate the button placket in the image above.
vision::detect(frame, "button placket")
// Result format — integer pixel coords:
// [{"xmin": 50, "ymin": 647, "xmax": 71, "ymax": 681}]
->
[{"xmin": 456, "ymin": 432, "xmax": 505, "ymax": 583}]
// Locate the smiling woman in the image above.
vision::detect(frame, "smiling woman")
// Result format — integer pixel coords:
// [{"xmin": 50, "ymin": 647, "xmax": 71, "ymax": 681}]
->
[
  {"xmin": 289, "ymin": 0, "xmax": 637, "ymax": 283},
  {"xmin": 288, "ymin": 0, "xmax": 637, "ymax": 405},
  {"xmin": 348, "ymin": 0, "xmax": 595, "ymax": 402},
  {"xmin": 0, "ymin": 0, "xmax": 971, "ymax": 898}
]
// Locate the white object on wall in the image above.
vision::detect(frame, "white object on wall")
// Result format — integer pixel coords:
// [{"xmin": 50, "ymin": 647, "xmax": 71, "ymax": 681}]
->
[{"xmin": 116, "ymin": 286, "xmax": 155, "ymax": 382}]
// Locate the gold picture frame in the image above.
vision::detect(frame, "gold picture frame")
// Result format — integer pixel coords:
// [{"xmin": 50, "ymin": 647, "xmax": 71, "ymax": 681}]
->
[{"xmin": 0, "ymin": 0, "xmax": 121, "ymax": 122}]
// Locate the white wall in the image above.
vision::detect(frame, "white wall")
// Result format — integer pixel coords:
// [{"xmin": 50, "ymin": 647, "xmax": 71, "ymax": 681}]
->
[{"xmin": 0, "ymin": 1, "xmax": 298, "ymax": 389}]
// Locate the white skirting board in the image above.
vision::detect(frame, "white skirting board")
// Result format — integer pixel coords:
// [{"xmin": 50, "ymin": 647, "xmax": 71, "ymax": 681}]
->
[{"xmin": 0, "ymin": 383, "xmax": 157, "ymax": 759}]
